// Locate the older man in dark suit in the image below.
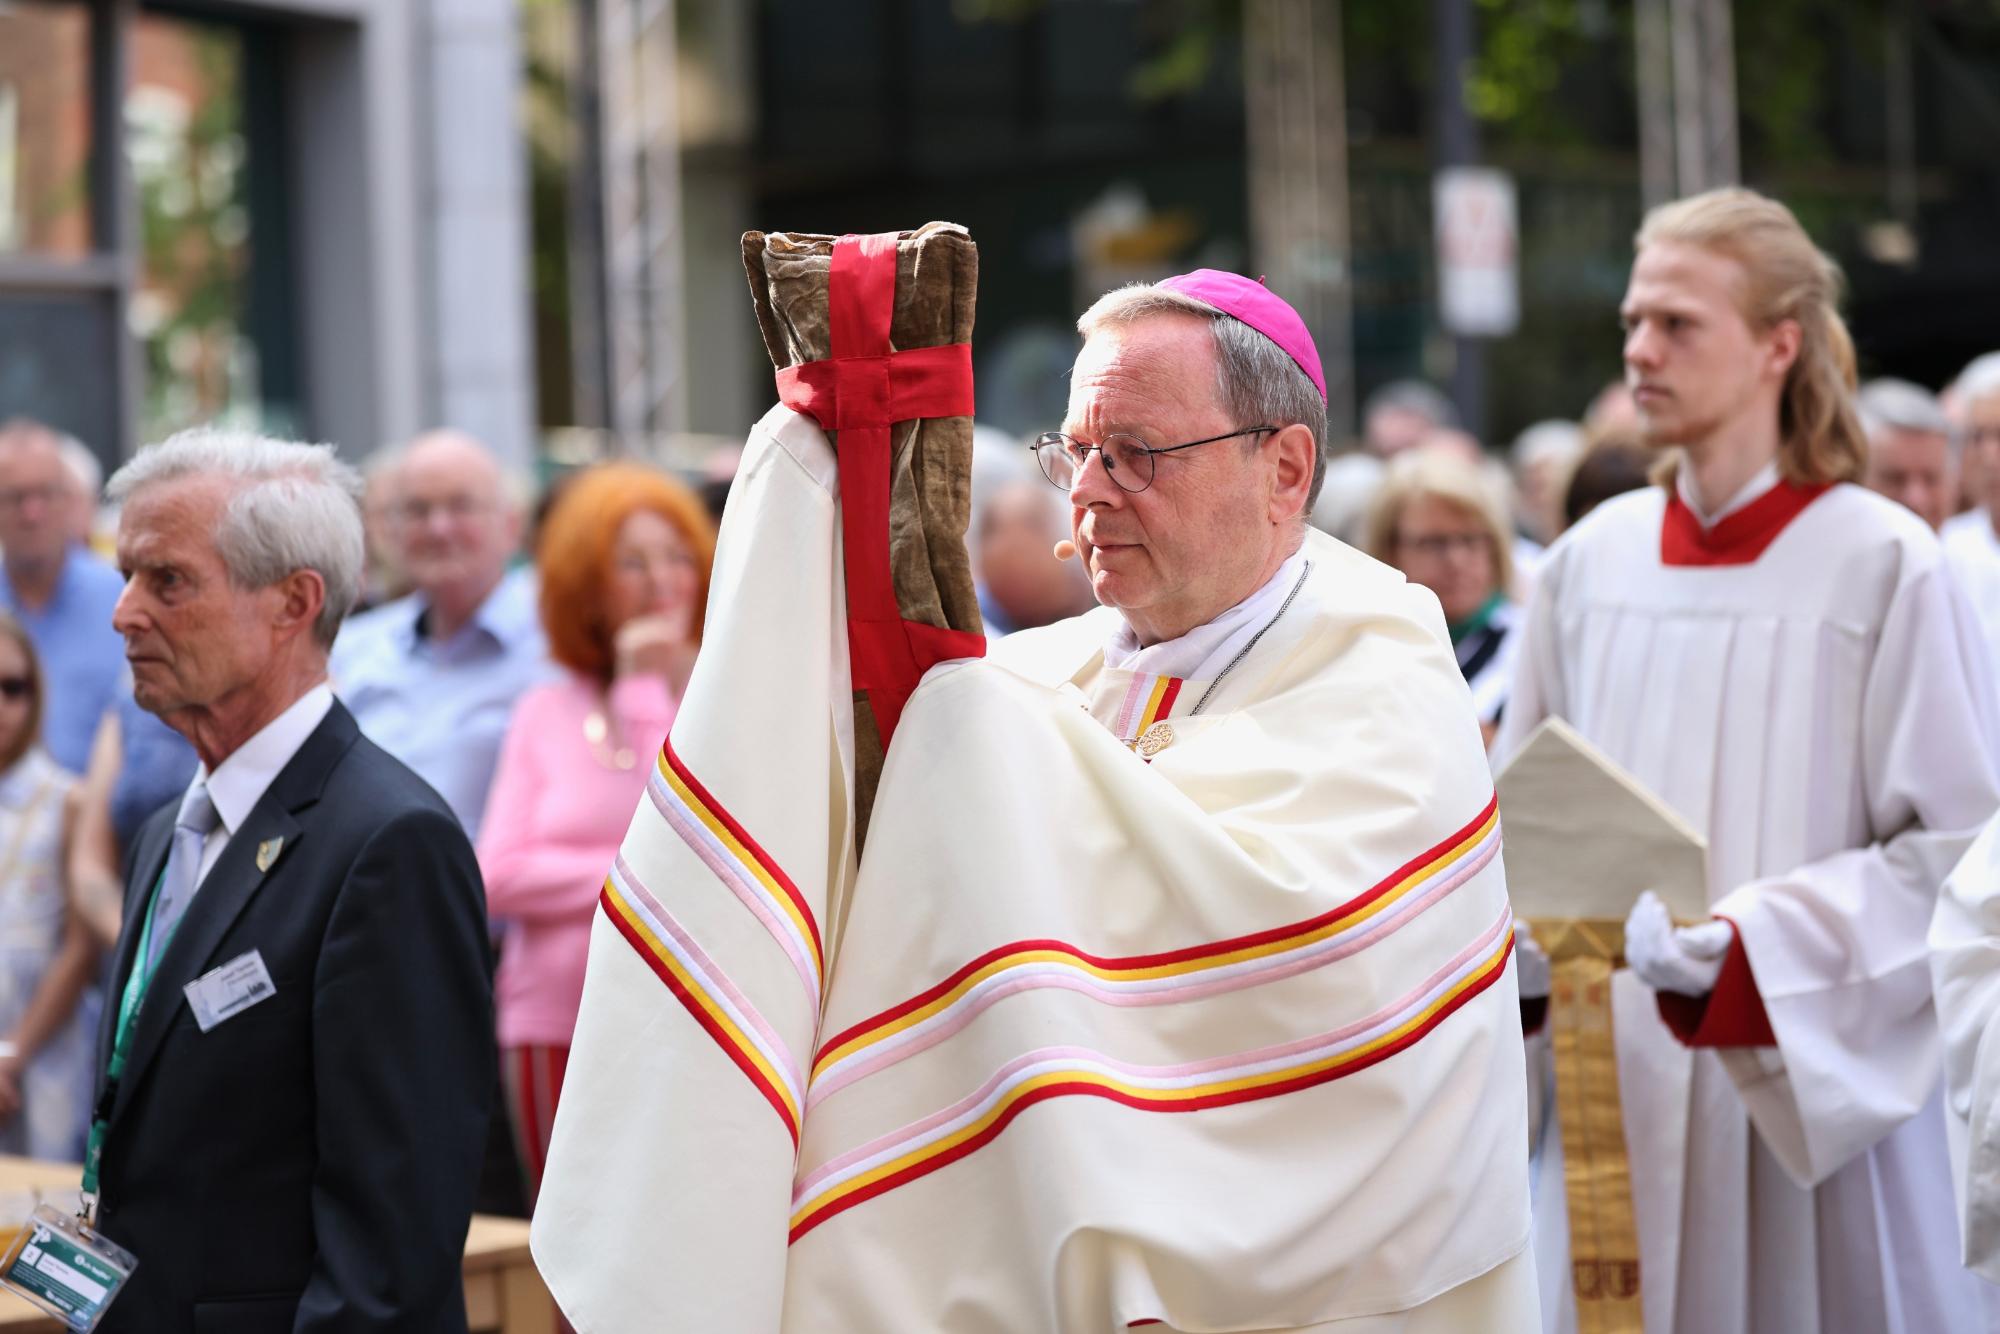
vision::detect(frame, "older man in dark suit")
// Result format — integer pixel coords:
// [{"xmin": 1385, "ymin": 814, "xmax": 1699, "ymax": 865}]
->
[{"xmin": 85, "ymin": 428, "xmax": 492, "ymax": 1333}]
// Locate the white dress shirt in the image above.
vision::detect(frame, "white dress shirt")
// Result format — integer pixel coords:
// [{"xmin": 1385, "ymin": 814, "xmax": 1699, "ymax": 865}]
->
[{"xmin": 186, "ymin": 682, "xmax": 335, "ymax": 892}]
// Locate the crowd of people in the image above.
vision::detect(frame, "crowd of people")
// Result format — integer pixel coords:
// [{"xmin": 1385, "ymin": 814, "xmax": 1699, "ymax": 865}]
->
[{"xmin": 0, "ymin": 183, "xmax": 1998, "ymax": 1330}]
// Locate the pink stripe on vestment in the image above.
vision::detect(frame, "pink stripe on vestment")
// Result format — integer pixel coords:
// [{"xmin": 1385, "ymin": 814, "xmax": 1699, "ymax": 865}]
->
[
  {"xmin": 1110, "ymin": 674, "xmax": 1152, "ymax": 741},
  {"xmin": 648, "ymin": 769, "xmax": 822, "ymax": 1020},
  {"xmin": 611, "ymin": 855, "xmax": 807, "ymax": 1101},
  {"xmin": 803, "ymin": 831, "xmax": 1500, "ymax": 1110},
  {"xmin": 793, "ymin": 904, "xmax": 1514, "ymax": 1201}
]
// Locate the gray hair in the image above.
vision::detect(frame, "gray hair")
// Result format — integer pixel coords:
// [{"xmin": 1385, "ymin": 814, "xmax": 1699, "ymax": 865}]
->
[
  {"xmin": 106, "ymin": 428, "xmax": 365, "ymax": 647},
  {"xmin": 1363, "ymin": 379, "xmax": 1459, "ymax": 432},
  {"xmin": 54, "ymin": 433, "xmax": 102, "ymax": 501},
  {"xmin": 1077, "ymin": 284, "xmax": 1331, "ymax": 509},
  {"xmin": 1857, "ymin": 378, "xmax": 1952, "ymax": 450},
  {"xmin": 1955, "ymin": 353, "xmax": 2000, "ymax": 412},
  {"xmin": 1510, "ymin": 419, "xmax": 1585, "ymax": 473}
]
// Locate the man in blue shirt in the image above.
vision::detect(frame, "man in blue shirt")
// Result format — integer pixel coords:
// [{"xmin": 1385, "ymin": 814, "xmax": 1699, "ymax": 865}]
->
[
  {"xmin": 330, "ymin": 430, "xmax": 550, "ymax": 842},
  {"xmin": 0, "ymin": 419, "xmax": 126, "ymax": 774}
]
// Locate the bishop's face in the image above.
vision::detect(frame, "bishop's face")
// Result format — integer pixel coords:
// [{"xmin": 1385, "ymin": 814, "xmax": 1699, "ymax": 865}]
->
[
  {"xmin": 1063, "ymin": 314, "xmax": 1285, "ymax": 647},
  {"xmin": 1620, "ymin": 241, "xmax": 1793, "ymax": 454}
]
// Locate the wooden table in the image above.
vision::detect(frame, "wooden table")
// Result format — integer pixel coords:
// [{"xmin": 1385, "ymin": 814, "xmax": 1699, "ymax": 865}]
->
[{"xmin": 0, "ymin": 1157, "xmax": 553, "ymax": 1332}]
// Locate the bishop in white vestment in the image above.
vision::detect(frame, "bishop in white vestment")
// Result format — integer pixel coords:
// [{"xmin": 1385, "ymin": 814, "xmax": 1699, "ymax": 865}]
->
[{"xmin": 533, "ymin": 266, "xmax": 1539, "ymax": 1331}]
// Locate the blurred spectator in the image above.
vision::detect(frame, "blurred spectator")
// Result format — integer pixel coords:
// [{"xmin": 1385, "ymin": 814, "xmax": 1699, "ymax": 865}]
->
[
  {"xmin": 65, "ymin": 684, "xmax": 200, "ymax": 950},
  {"xmin": 477, "ymin": 463, "xmax": 714, "ymax": 1207},
  {"xmin": 1308, "ymin": 450, "xmax": 1382, "ymax": 547},
  {"xmin": 1561, "ymin": 438, "xmax": 1654, "ymax": 531},
  {"xmin": 52, "ymin": 434, "xmax": 102, "ymax": 549},
  {"xmin": 1583, "ymin": 380, "xmax": 1641, "ymax": 443},
  {"xmin": 1309, "ymin": 380, "xmax": 1458, "ymax": 545},
  {"xmin": 1510, "ymin": 419, "xmax": 1585, "ymax": 546},
  {"xmin": 971, "ymin": 430, "xmax": 1093, "ymax": 635},
  {"xmin": 1942, "ymin": 356, "xmax": 2000, "ymax": 670},
  {"xmin": 357, "ymin": 445, "xmax": 411, "ymax": 613},
  {"xmin": 1362, "ymin": 379, "xmax": 1458, "ymax": 459},
  {"xmin": 1858, "ymin": 377, "xmax": 1956, "ymax": 532},
  {"xmin": 1949, "ymin": 352, "xmax": 2000, "ymax": 518},
  {"xmin": 0, "ymin": 420, "xmax": 125, "ymax": 775},
  {"xmin": 0, "ymin": 614, "xmax": 97, "ymax": 1160},
  {"xmin": 330, "ymin": 429, "xmax": 549, "ymax": 841},
  {"xmin": 1365, "ymin": 451, "xmax": 1519, "ymax": 743}
]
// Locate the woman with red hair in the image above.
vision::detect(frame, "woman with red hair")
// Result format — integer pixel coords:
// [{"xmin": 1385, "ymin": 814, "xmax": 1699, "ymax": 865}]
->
[{"xmin": 477, "ymin": 462, "xmax": 715, "ymax": 1206}]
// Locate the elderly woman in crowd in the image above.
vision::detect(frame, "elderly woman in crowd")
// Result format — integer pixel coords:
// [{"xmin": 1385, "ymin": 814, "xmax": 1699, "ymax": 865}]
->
[
  {"xmin": 477, "ymin": 462, "xmax": 715, "ymax": 1205},
  {"xmin": 0, "ymin": 613, "xmax": 96, "ymax": 1159},
  {"xmin": 1365, "ymin": 451, "xmax": 1519, "ymax": 744}
]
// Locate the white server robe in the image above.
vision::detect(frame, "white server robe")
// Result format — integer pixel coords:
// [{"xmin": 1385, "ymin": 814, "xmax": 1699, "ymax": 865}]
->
[{"xmin": 1498, "ymin": 474, "xmax": 2000, "ymax": 1334}]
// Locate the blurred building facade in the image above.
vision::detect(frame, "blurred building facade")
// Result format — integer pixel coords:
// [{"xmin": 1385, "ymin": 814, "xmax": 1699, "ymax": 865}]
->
[
  {"xmin": 0, "ymin": 0, "xmax": 535, "ymax": 469},
  {"xmin": 531, "ymin": 0, "xmax": 2000, "ymax": 457}
]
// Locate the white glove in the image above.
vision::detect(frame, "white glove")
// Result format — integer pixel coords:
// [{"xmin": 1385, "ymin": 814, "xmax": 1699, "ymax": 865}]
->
[
  {"xmin": 1512, "ymin": 921, "xmax": 1550, "ymax": 1003},
  {"xmin": 1623, "ymin": 890, "xmax": 1734, "ymax": 996}
]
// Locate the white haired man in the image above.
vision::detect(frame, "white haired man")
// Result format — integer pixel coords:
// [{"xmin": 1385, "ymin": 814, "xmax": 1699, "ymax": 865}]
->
[
  {"xmin": 1500, "ymin": 189, "xmax": 2000, "ymax": 1332},
  {"xmin": 537, "ymin": 265, "xmax": 1537, "ymax": 1331},
  {"xmin": 89, "ymin": 429, "xmax": 492, "ymax": 1332},
  {"xmin": 329, "ymin": 429, "xmax": 548, "ymax": 841},
  {"xmin": 1860, "ymin": 376, "xmax": 1958, "ymax": 533},
  {"xmin": 1941, "ymin": 355, "xmax": 2000, "ymax": 672}
]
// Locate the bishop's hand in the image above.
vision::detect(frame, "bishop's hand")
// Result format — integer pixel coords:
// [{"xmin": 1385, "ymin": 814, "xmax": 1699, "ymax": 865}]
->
[{"xmin": 1623, "ymin": 890, "xmax": 1733, "ymax": 996}]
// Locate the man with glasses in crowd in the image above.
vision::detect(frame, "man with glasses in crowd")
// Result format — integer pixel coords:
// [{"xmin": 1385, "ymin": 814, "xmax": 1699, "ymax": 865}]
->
[
  {"xmin": 329, "ymin": 428, "xmax": 548, "ymax": 842},
  {"xmin": 0, "ymin": 419, "xmax": 125, "ymax": 775}
]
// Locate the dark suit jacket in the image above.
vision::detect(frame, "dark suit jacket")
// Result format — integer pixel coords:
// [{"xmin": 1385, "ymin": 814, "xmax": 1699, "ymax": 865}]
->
[{"xmin": 91, "ymin": 701, "xmax": 493, "ymax": 1334}]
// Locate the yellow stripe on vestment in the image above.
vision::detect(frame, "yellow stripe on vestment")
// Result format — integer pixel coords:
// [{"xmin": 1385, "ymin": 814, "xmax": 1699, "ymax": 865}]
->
[
  {"xmin": 604, "ymin": 879, "xmax": 802, "ymax": 1126},
  {"xmin": 656, "ymin": 749, "xmax": 823, "ymax": 981},
  {"xmin": 812, "ymin": 806, "xmax": 1499, "ymax": 1077},
  {"xmin": 792, "ymin": 929, "xmax": 1513, "ymax": 1232}
]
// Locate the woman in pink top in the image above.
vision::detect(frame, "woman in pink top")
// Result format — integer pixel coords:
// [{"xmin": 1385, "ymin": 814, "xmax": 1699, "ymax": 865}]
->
[{"xmin": 478, "ymin": 463, "xmax": 715, "ymax": 1206}]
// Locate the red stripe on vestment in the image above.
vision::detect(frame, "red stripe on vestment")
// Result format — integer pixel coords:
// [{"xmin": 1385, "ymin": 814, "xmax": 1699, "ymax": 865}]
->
[
  {"xmin": 600, "ymin": 889, "xmax": 802, "ymax": 1148},
  {"xmin": 813, "ymin": 794, "xmax": 1499, "ymax": 1069},
  {"xmin": 661, "ymin": 736, "xmax": 824, "ymax": 974},
  {"xmin": 790, "ymin": 934, "xmax": 1513, "ymax": 1243}
]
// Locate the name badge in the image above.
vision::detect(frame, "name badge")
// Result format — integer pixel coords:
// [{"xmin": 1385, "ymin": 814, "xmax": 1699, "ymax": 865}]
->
[
  {"xmin": 0, "ymin": 1202, "xmax": 137, "ymax": 1329},
  {"xmin": 183, "ymin": 950, "xmax": 277, "ymax": 1033}
]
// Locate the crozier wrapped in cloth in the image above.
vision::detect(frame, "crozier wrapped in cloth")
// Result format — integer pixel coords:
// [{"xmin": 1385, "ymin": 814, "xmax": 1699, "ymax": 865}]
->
[{"xmin": 741, "ymin": 224, "xmax": 984, "ymax": 844}]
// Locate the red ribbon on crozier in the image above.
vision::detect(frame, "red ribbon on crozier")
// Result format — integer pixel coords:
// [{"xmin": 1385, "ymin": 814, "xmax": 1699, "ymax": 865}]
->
[{"xmin": 772, "ymin": 231, "xmax": 986, "ymax": 748}]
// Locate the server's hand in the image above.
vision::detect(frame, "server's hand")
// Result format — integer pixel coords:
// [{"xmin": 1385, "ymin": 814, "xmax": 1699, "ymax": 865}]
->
[{"xmin": 1623, "ymin": 891, "xmax": 1733, "ymax": 996}]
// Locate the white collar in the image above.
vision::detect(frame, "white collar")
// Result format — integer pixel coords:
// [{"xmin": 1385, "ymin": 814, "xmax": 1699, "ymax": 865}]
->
[
  {"xmin": 199, "ymin": 683, "xmax": 336, "ymax": 837},
  {"xmin": 1103, "ymin": 547, "xmax": 1310, "ymax": 682},
  {"xmin": 1677, "ymin": 460, "xmax": 1780, "ymax": 529}
]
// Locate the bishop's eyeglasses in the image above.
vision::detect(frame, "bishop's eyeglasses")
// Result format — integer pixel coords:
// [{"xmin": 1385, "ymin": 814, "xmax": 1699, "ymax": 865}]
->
[{"xmin": 1031, "ymin": 426, "xmax": 1278, "ymax": 495}]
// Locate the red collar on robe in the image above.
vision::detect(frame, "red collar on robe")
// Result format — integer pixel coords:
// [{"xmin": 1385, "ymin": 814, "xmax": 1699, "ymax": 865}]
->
[{"xmin": 1659, "ymin": 477, "xmax": 1834, "ymax": 567}]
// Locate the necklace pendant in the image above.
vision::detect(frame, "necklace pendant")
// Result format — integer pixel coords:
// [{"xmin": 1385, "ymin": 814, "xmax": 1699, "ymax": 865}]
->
[{"xmin": 1135, "ymin": 721, "xmax": 1175, "ymax": 757}]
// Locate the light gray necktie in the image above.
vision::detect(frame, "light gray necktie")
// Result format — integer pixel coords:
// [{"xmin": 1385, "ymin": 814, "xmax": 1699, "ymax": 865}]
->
[{"xmin": 147, "ymin": 781, "xmax": 219, "ymax": 973}]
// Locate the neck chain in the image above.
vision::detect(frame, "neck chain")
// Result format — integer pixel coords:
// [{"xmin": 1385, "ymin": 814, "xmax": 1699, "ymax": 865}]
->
[
  {"xmin": 1188, "ymin": 558, "xmax": 1313, "ymax": 717},
  {"xmin": 583, "ymin": 693, "xmax": 636, "ymax": 770}
]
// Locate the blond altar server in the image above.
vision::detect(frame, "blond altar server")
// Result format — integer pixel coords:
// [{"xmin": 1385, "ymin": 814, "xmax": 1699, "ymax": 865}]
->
[
  {"xmin": 533, "ymin": 266, "xmax": 1538, "ymax": 1331},
  {"xmin": 1498, "ymin": 188, "xmax": 2000, "ymax": 1334}
]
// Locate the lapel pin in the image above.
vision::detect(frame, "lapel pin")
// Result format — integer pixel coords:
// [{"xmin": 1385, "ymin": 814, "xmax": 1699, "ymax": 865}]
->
[{"xmin": 256, "ymin": 838, "xmax": 284, "ymax": 873}]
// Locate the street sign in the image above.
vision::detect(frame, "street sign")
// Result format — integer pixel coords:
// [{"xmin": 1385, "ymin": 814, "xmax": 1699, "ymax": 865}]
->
[{"xmin": 1435, "ymin": 167, "xmax": 1519, "ymax": 337}]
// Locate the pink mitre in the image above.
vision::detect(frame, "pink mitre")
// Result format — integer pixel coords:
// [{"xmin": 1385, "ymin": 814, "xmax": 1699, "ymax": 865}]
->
[{"xmin": 1157, "ymin": 269, "xmax": 1327, "ymax": 404}]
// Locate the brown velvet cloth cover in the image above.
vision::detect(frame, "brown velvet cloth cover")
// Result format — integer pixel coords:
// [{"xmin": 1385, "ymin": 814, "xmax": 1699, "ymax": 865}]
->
[{"xmin": 741, "ymin": 223, "xmax": 982, "ymax": 846}]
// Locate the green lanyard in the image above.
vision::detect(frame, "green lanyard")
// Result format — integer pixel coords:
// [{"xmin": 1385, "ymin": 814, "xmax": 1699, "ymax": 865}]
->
[{"xmin": 82, "ymin": 871, "xmax": 172, "ymax": 1201}]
